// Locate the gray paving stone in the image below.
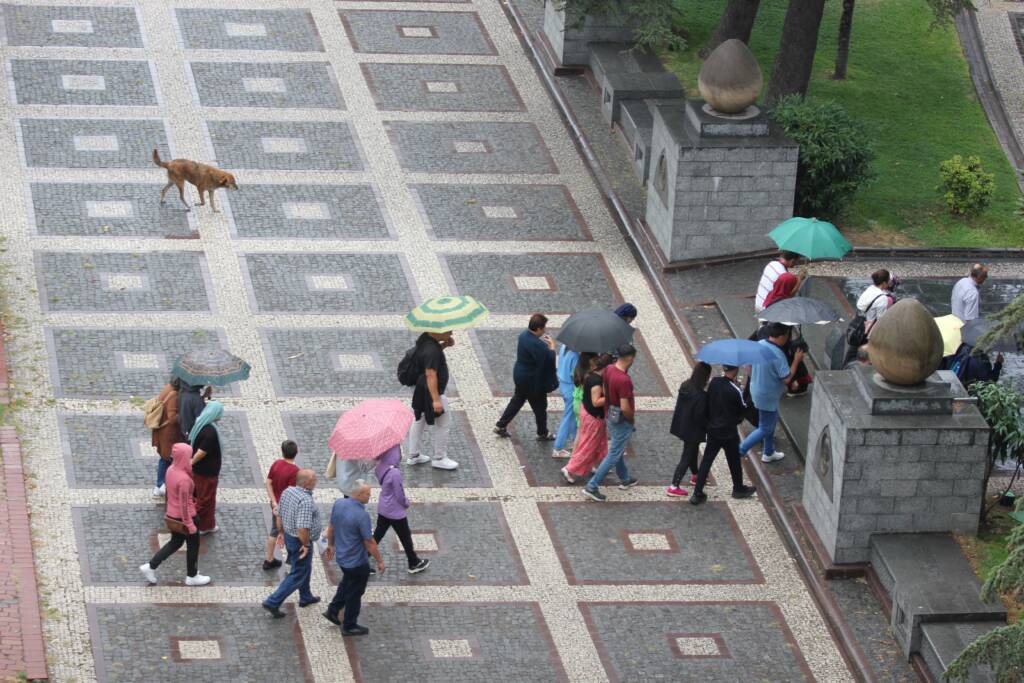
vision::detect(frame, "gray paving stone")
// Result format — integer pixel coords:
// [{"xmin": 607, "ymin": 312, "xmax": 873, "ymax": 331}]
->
[
  {"xmin": 189, "ymin": 62, "xmax": 343, "ymax": 110},
  {"xmin": 60, "ymin": 412, "xmax": 261, "ymax": 488},
  {"xmin": 36, "ymin": 251, "xmax": 212, "ymax": 313},
  {"xmin": 240, "ymin": 252, "xmax": 416, "ymax": 313},
  {"xmin": 1, "ymin": 5, "xmax": 143, "ymax": 48},
  {"xmin": 283, "ymin": 411, "xmax": 490, "ymax": 488},
  {"xmin": 442, "ymin": 253, "xmax": 619, "ymax": 314},
  {"xmin": 19, "ymin": 118, "xmax": 170, "ymax": 169},
  {"xmin": 339, "ymin": 9, "xmax": 495, "ymax": 55},
  {"xmin": 362, "ymin": 63, "xmax": 522, "ymax": 112},
  {"xmin": 9, "ymin": 59, "xmax": 157, "ymax": 107},
  {"xmin": 539, "ymin": 502, "xmax": 762, "ymax": 584},
  {"xmin": 511, "ymin": 410, "xmax": 701, "ymax": 485},
  {"xmin": 206, "ymin": 120, "xmax": 363, "ymax": 171},
  {"xmin": 386, "ymin": 121, "xmax": 554, "ymax": 174},
  {"xmin": 74, "ymin": 504, "xmax": 279, "ymax": 586},
  {"xmin": 88, "ymin": 604, "xmax": 312, "ymax": 683},
  {"xmin": 411, "ymin": 183, "xmax": 588, "ymax": 241},
  {"xmin": 261, "ymin": 328, "xmax": 434, "ymax": 397},
  {"xmin": 473, "ymin": 327, "xmax": 669, "ymax": 397},
  {"xmin": 321, "ymin": 502, "xmax": 526, "ymax": 585},
  {"xmin": 47, "ymin": 327, "xmax": 233, "ymax": 399},
  {"xmin": 583, "ymin": 602, "xmax": 813, "ymax": 682},
  {"xmin": 175, "ymin": 8, "xmax": 324, "ymax": 52},
  {"xmin": 226, "ymin": 184, "xmax": 389, "ymax": 240},
  {"xmin": 28, "ymin": 183, "xmax": 193, "ymax": 238},
  {"xmin": 346, "ymin": 603, "xmax": 563, "ymax": 680}
]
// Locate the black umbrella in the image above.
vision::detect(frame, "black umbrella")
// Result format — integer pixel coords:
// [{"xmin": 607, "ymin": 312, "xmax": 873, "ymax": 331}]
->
[
  {"xmin": 757, "ymin": 297, "xmax": 841, "ymax": 325},
  {"xmin": 960, "ymin": 318, "xmax": 1022, "ymax": 353},
  {"xmin": 556, "ymin": 309, "xmax": 634, "ymax": 353}
]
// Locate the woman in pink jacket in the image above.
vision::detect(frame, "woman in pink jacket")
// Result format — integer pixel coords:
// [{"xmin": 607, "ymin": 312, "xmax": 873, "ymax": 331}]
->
[{"xmin": 139, "ymin": 443, "xmax": 211, "ymax": 586}]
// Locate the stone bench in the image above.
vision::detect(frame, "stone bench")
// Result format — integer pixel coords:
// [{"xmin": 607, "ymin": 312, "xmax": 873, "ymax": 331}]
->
[{"xmin": 588, "ymin": 43, "xmax": 683, "ymax": 126}]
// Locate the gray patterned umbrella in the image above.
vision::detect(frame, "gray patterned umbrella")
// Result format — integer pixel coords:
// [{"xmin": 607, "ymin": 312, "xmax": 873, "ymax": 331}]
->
[{"xmin": 172, "ymin": 348, "xmax": 251, "ymax": 386}]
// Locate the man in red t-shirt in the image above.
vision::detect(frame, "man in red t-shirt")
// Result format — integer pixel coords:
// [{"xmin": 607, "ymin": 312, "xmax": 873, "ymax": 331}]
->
[
  {"xmin": 263, "ymin": 440, "xmax": 300, "ymax": 570},
  {"xmin": 584, "ymin": 344, "xmax": 639, "ymax": 501}
]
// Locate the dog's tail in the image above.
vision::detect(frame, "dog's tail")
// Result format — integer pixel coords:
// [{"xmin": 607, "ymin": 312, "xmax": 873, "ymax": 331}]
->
[{"xmin": 152, "ymin": 148, "xmax": 168, "ymax": 169}]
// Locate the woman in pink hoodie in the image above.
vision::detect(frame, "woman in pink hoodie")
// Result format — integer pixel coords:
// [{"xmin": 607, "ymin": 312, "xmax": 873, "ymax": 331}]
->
[
  {"xmin": 139, "ymin": 443, "xmax": 211, "ymax": 586},
  {"xmin": 373, "ymin": 445, "xmax": 430, "ymax": 574}
]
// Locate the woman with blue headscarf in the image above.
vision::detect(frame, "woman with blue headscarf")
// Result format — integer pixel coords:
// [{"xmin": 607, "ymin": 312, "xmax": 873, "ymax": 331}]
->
[{"xmin": 189, "ymin": 401, "xmax": 224, "ymax": 534}]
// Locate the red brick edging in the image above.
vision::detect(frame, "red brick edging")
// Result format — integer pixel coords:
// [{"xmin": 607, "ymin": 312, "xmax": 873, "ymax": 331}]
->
[{"xmin": 0, "ymin": 322, "xmax": 48, "ymax": 681}]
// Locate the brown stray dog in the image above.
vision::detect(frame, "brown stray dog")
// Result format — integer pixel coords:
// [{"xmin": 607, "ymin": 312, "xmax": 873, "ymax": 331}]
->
[{"xmin": 152, "ymin": 149, "xmax": 238, "ymax": 212}]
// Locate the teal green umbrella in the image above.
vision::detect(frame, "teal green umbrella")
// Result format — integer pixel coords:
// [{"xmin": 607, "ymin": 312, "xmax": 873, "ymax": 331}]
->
[
  {"xmin": 768, "ymin": 217, "xmax": 852, "ymax": 261},
  {"xmin": 405, "ymin": 295, "xmax": 488, "ymax": 332}
]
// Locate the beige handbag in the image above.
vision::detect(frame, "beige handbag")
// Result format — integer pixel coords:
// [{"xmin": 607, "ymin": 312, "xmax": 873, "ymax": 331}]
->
[{"xmin": 325, "ymin": 451, "xmax": 337, "ymax": 479}]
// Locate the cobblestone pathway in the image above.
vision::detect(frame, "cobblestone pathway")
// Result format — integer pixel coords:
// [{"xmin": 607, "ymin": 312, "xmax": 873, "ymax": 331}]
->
[{"xmin": 0, "ymin": 2, "xmax": 852, "ymax": 681}]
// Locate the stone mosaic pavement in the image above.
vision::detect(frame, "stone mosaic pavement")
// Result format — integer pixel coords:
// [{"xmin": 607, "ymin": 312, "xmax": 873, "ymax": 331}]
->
[{"xmin": 0, "ymin": 2, "xmax": 852, "ymax": 681}]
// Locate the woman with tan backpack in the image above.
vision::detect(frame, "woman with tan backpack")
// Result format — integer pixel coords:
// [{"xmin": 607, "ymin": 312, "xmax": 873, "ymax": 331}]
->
[{"xmin": 144, "ymin": 376, "xmax": 181, "ymax": 498}]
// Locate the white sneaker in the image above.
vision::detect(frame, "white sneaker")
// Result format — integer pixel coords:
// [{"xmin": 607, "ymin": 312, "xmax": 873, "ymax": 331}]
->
[
  {"xmin": 761, "ymin": 451, "xmax": 785, "ymax": 463},
  {"xmin": 198, "ymin": 526, "xmax": 219, "ymax": 536},
  {"xmin": 151, "ymin": 486, "xmax": 164, "ymax": 498},
  {"xmin": 185, "ymin": 574, "xmax": 211, "ymax": 586},
  {"xmin": 551, "ymin": 449, "xmax": 571, "ymax": 459},
  {"xmin": 430, "ymin": 457, "xmax": 458, "ymax": 471},
  {"xmin": 139, "ymin": 563, "xmax": 157, "ymax": 585},
  {"xmin": 406, "ymin": 454, "xmax": 431, "ymax": 466}
]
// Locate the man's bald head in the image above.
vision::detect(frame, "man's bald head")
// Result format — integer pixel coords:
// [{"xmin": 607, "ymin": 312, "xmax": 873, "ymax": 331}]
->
[
  {"xmin": 971, "ymin": 263, "xmax": 988, "ymax": 284},
  {"xmin": 296, "ymin": 469, "xmax": 317, "ymax": 490},
  {"xmin": 350, "ymin": 481, "xmax": 372, "ymax": 504}
]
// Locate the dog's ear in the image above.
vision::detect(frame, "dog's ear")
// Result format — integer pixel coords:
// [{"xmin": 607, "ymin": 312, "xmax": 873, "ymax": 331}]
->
[{"xmin": 220, "ymin": 173, "xmax": 237, "ymax": 188}]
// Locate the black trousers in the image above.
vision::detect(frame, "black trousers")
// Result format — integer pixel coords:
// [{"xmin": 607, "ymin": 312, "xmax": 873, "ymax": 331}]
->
[
  {"xmin": 328, "ymin": 563, "xmax": 370, "ymax": 629},
  {"xmin": 373, "ymin": 514, "xmax": 420, "ymax": 568},
  {"xmin": 671, "ymin": 440, "xmax": 702, "ymax": 487},
  {"xmin": 496, "ymin": 386, "xmax": 548, "ymax": 435},
  {"xmin": 694, "ymin": 434, "xmax": 744, "ymax": 494},
  {"xmin": 149, "ymin": 517, "xmax": 200, "ymax": 577}
]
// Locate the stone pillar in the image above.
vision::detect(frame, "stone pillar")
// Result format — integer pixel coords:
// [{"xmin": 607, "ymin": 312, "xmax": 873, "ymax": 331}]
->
[
  {"xmin": 802, "ymin": 365, "xmax": 990, "ymax": 565},
  {"xmin": 644, "ymin": 100, "xmax": 798, "ymax": 263},
  {"xmin": 542, "ymin": 1, "xmax": 635, "ymax": 68}
]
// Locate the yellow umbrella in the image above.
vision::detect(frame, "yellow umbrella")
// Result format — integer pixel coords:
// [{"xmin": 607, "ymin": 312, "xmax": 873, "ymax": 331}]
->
[{"xmin": 934, "ymin": 315, "xmax": 964, "ymax": 356}]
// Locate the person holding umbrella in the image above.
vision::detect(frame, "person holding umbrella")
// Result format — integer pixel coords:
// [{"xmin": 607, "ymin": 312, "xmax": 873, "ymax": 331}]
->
[
  {"xmin": 755, "ymin": 251, "xmax": 806, "ymax": 313},
  {"xmin": 690, "ymin": 365, "xmax": 756, "ymax": 505},
  {"xmin": 172, "ymin": 348, "xmax": 250, "ymax": 438},
  {"xmin": 739, "ymin": 323, "xmax": 805, "ymax": 464}
]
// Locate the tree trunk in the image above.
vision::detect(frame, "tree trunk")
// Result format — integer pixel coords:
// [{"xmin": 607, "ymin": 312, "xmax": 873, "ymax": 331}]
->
[
  {"xmin": 833, "ymin": 0, "xmax": 856, "ymax": 80},
  {"xmin": 765, "ymin": 0, "xmax": 828, "ymax": 108},
  {"xmin": 700, "ymin": 0, "xmax": 761, "ymax": 57}
]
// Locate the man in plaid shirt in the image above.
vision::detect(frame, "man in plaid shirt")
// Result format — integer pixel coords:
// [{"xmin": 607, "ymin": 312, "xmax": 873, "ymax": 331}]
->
[{"xmin": 262, "ymin": 469, "xmax": 322, "ymax": 618}]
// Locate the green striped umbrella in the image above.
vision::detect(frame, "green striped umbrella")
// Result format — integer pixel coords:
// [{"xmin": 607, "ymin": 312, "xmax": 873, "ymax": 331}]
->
[
  {"xmin": 768, "ymin": 217, "xmax": 852, "ymax": 261},
  {"xmin": 405, "ymin": 295, "xmax": 489, "ymax": 332}
]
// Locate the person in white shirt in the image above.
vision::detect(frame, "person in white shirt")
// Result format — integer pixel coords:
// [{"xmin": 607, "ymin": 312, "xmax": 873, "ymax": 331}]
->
[
  {"xmin": 856, "ymin": 269, "xmax": 895, "ymax": 336},
  {"xmin": 950, "ymin": 263, "xmax": 987, "ymax": 322},
  {"xmin": 755, "ymin": 251, "xmax": 807, "ymax": 312}
]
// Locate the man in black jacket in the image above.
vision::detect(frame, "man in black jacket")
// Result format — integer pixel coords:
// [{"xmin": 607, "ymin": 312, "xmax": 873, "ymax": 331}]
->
[{"xmin": 690, "ymin": 365, "xmax": 757, "ymax": 505}]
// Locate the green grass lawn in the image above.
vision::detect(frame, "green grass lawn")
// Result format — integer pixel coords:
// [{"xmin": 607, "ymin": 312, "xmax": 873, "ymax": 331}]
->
[{"xmin": 661, "ymin": 0, "xmax": 1023, "ymax": 247}]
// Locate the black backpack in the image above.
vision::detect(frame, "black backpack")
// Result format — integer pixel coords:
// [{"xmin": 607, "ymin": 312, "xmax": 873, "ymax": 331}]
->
[
  {"xmin": 846, "ymin": 294, "xmax": 885, "ymax": 348},
  {"xmin": 396, "ymin": 345, "xmax": 420, "ymax": 387}
]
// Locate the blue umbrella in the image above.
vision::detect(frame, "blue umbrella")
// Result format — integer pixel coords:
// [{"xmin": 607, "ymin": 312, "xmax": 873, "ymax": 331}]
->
[{"xmin": 696, "ymin": 339, "xmax": 778, "ymax": 366}]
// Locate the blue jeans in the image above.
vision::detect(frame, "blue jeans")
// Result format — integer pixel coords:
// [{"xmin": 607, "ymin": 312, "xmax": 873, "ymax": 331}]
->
[
  {"xmin": 739, "ymin": 409, "xmax": 779, "ymax": 457},
  {"xmin": 587, "ymin": 420, "xmax": 634, "ymax": 490},
  {"xmin": 263, "ymin": 532, "xmax": 315, "ymax": 609},
  {"xmin": 553, "ymin": 381, "xmax": 577, "ymax": 450},
  {"xmin": 155, "ymin": 457, "xmax": 171, "ymax": 488}
]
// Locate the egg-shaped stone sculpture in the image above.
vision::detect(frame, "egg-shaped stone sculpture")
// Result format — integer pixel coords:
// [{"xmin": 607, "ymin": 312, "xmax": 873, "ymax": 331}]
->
[
  {"xmin": 868, "ymin": 299, "xmax": 944, "ymax": 386},
  {"xmin": 698, "ymin": 39, "xmax": 763, "ymax": 114}
]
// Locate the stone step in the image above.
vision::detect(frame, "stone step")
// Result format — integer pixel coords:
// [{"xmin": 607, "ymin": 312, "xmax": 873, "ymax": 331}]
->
[{"xmin": 919, "ymin": 621, "xmax": 1000, "ymax": 683}]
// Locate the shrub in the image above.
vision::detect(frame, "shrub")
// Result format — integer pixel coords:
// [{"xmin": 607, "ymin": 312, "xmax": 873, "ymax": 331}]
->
[
  {"xmin": 770, "ymin": 95, "xmax": 875, "ymax": 220},
  {"xmin": 937, "ymin": 154, "xmax": 995, "ymax": 216}
]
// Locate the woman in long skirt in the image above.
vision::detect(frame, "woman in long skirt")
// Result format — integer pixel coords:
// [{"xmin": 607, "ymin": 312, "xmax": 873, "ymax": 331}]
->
[{"xmin": 561, "ymin": 353, "xmax": 610, "ymax": 483}]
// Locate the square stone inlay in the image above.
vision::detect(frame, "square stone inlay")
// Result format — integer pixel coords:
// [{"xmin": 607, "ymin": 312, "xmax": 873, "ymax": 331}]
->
[
  {"xmin": 52, "ymin": 19, "xmax": 93, "ymax": 33},
  {"xmin": 425, "ymin": 80, "xmax": 458, "ymax": 93},
  {"xmin": 305, "ymin": 274, "xmax": 351, "ymax": 291},
  {"xmin": 261, "ymin": 137, "xmax": 307, "ymax": 154},
  {"xmin": 134, "ymin": 440, "xmax": 157, "ymax": 459},
  {"xmin": 283, "ymin": 202, "xmax": 330, "ymax": 221},
  {"xmin": 225, "ymin": 21, "xmax": 266, "ymax": 37},
  {"xmin": 512, "ymin": 275, "xmax": 552, "ymax": 291},
  {"xmin": 670, "ymin": 634, "xmax": 729, "ymax": 659},
  {"xmin": 429, "ymin": 639, "xmax": 473, "ymax": 658},
  {"xmin": 175, "ymin": 639, "xmax": 222, "ymax": 661},
  {"xmin": 74, "ymin": 135, "xmax": 119, "ymax": 152},
  {"xmin": 85, "ymin": 200, "xmax": 133, "ymax": 218},
  {"xmin": 242, "ymin": 77, "xmax": 287, "ymax": 93},
  {"xmin": 332, "ymin": 353, "xmax": 380, "ymax": 371},
  {"xmin": 62, "ymin": 74, "xmax": 106, "ymax": 91},
  {"xmin": 625, "ymin": 532, "xmax": 676, "ymax": 552},
  {"xmin": 482, "ymin": 205, "xmax": 516, "ymax": 219},
  {"xmin": 410, "ymin": 531, "xmax": 438, "ymax": 552},
  {"xmin": 453, "ymin": 140, "xmax": 488, "ymax": 154},
  {"xmin": 119, "ymin": 352, "xmax": 164, "ymax": 370},
  {"xmin": 100, "ymin": 273, "xmax": 148, "ymax": 291},
  {"xmin": 401, "ymin": 26, "xmax": 436, "ymax": 38}
]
